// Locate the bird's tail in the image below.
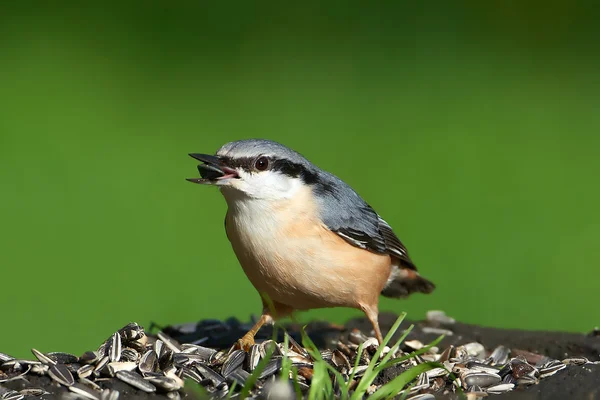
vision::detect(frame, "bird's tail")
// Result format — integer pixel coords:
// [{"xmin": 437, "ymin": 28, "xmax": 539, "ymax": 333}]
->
[{"xmin": 381, "ymin": 266, "xmax": 436, "ymax": 298}]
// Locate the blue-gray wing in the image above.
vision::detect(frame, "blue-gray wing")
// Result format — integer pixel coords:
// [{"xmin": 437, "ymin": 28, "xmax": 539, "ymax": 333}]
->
[{"xmin": 314, "ymin": 172, "xmax": 416, "ymax": 270}]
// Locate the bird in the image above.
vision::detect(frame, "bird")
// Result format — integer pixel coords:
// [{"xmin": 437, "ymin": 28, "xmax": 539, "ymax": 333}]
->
[{"xmin": 187, "ymin": 139, "xmax": 435, "ymax": 350}]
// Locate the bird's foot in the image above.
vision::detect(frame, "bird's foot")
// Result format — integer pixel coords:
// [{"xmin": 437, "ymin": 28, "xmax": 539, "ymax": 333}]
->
[{"xmin": 235, "ymin": 333, "xmax": 256, "ymax": 352}]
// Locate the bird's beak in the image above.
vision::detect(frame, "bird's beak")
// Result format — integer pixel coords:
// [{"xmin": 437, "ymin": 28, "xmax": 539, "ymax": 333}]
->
[{"xmin": 187, "ymin": 153, "xmax": 239, "ymax": 184}]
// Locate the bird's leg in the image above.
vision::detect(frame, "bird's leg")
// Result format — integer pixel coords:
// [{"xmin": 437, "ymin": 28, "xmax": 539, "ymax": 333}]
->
[
  {"xmin": 236, "ymin": 313, "xmax": 273, "ymax": 351},
  {"xmin": 361, "ymin": 304, "xmax": 384, "ymax": 345},
  {"xmin": 236, "ymin": 300, "xmax": 294, "ymax": 351}
]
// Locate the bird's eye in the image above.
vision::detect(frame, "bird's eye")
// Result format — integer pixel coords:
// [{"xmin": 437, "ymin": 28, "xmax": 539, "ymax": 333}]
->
[{"xmin": 254, "ymin": 156, "xmax": 269, "ymax": 171}]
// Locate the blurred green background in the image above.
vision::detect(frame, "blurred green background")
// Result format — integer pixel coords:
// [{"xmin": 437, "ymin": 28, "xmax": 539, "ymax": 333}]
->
[{"xmin": 1, "ymin": 1, "xmax": 599, "ymax": 358}]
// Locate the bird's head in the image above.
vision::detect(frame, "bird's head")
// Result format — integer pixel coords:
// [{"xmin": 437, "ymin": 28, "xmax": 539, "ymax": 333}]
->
[{"xmin": 188, "ymin": 139, "xmax": 318, "ymax": 201}]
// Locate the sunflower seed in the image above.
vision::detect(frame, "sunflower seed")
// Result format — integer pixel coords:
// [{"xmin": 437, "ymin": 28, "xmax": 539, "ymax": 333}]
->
[
  {"xmin": 227, "ymin": 368, "xmax": 250, "ymax": 386},
  {"xmin": 48, "ymin": 352, "xmax": 79, "ymax": 364},
  {"xmin": 157, "ymin": 332, "xmax": 181, "ymax": 353},
  {"xmin": 145, "ymin": 376, "xmax": 182, "ymax": 392},
  {"xmin": 19, "ymin": 388, "xmax": 49, "ymax": 396},
  {"xmin": 0, "ymin": 390, "xmax": 23, "ymax": 400},
  {"xmin": 80, "ymin": 351, "xmax": 100, "ymax": 365},
  {"xmin": 78, "ymin": 364, "xmax": 95, "ymax": 379},
  {"xmin": 221, "ymin": 350, "xmax": 246, "ymax": 378},
  {"xmin": 48, "ymin": 364, "xmax": 75, "ymax": 386},
  {"xmin": 119, "ymin": 323, "xmax": 145, "ymax": 342},
  {"xmin": 258, "ymin": 358, "xmax": 282, "ymax": 380},
  {"xmin": 487, "ymin": 383, "xmax": 515, "ymax": 394},
  {"xmin": 407, "ymin": 394, "xmax": 436, "ymax": 400},
  {"xmin": 195, "ymin": 364, "xmax": 226, "ymax": 387},
  {"xmin": 539, "ymin": 360, "xmax": 567, "ymax": 378},
  {"xmin": 108, "ymin": 333, "xmax": 121, "ymax": 363},
  {"xmin": 116, "ymin": 371, "xmax": 156, "ymax": 393},
  {"xmin": 425, "ymin": 367, "xmax": 448, "ymax": 378},
  {"xmin": 30, "ymin": 349, "xmax": 56, "ymax": 366},
  {"xmin": 0, "ymin": 353, "xmax": 15, "ymax": 363},
  {"xmin": 181, "ymin": 367, "xmax": 203, "ymax": 384},
  {"xmin": 94, "ymin": 356, "xmax": 109, "ymax": 375},
  {"xmin": 562, "ymin": 357, "xmax": 588, "ymax": 365},
  {"xmin": 464, "ymin": 372, "xmax": 501, "ymax": 388},
  {"xmin": 247, "ymin": 345, "xmax": 262, "ymax": 371},
  {"xmin": 487, "ymin": 345, "xmax": 509, "ymax": 366},
  {"xmin": 421, "ymin": 327, "xmax": 454, "ymax": 336},
  {"xmin": 180, "ymin": 344, "xmax": 217, "ymax": 358},
  {"xmin": 107, "ymin": 362, "xmax": 137, "ymax": 376},
  {"xmin": 69, "ymin": 383, "xmax": 100, "ymax": 400},
  {"xmin": 138, "ymin": 350, "xmax": 158, "ymax": 374},
  {"xmin": 119, "ymin": 348, "xmax": 139, "ymax": 363},
  {"xmin": 510, "ymin": 359, "xmax": 538, "ymax": 379},
  {"xmin": 154, "ymin": 340, "xmax": 165, "ymax": 358}
]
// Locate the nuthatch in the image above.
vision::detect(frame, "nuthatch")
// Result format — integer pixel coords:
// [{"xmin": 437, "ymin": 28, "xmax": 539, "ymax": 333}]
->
[{"xmin": 188, "ymin": 139, "xmax": 435, "ymax": 349}]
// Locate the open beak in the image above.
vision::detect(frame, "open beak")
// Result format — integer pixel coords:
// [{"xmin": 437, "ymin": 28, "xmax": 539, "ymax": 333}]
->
[{"xmin": 187, "ymin": 153, "xmax": 239, "ymax": 184}]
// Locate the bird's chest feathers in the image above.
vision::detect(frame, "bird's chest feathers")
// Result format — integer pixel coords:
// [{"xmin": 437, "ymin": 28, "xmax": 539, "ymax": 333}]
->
[{"xmin": 224, "ymin": 187, "xmax": 322, "ymax": 280}]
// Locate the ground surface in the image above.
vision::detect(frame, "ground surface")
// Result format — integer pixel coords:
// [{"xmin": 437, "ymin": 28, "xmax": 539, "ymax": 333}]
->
[{"xmin": 2, "ymin": 314, "xmax": 598, "ymax": 399}]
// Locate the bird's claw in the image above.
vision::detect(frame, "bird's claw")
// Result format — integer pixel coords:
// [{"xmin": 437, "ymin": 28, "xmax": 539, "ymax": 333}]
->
[{"xmin": 235, "ymin": 333, "xmax": 256, "ymax": 352}]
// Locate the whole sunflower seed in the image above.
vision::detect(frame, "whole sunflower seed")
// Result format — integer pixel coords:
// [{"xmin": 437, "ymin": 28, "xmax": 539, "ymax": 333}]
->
[
  {"xmin": 195, "ymin": 364, "xmax": 226, "ymax": 387},
  {"xmin": 69, "ymin": 383, "xmax": 100, "ymax": 400},
  {"xmin": 180, "ymin": 344, "xmax": 217, "ymax": 359},
  {"xmin": 221, "ymin": 350, "xmax": 246, "ymax": 377},
  {"xmin": 94, "ymin": 356, "xmax": 110, "ymax": 375},
  {"xmin": 109, "ymin": 333, "xmax": 122, "ymax": 363},
  {"xmin": 145, "ymin": 376, "xmax": 182, "ymax": 392},
  {"xmin": 562, "ymin": 357, "xmax": 588, "ymax": 365},
  {"xmin": 227, "ymin": 369, "xmax": 250, "ymax": 386},
  {"xmin": 116, "ymin": 371, "xmax": 156, "ymax": 393},
  {"xmin": 48, "ymin": 364, "xmax": 75, "ymax": 386},
  {"xmin": 258, "ymin": 358, "xmax": 282, "ymax": 380},
  {"xmin": 0, "ymin": 353, "xmax": 15, "ymax": 363},
  {"xmin": 48, "ymin": 352, "xmax": 79, "ymax": 364},
  {"xmin": 539, "ymin": 360, "xmax": 566, "ymax": 378},
  {"xmin": 80, "ymin": 377, "xmax": 102, "ymax": 391},
  {"xmin": 78, "ymin": 364, "xmax": 95, "ymax": 379},
  {"xmin": 248, "ymin": 345, "xmax": 262, "ymax": 371},
  {"xmin": 487, "ymin": 383, "xmax": 515, "ymax": 394},
  {"xmin": 120, "ymin": 348, "xmax": 139, "ymax": 363},
  {"xmin": 108, "ymin": 362, "xmax": 138, "ymax": 376},
  {"xmin": 30, "ymin": 349, "xmax": 56, "ymax": 366},
  {"xmin": 80, "ymin": 351, "xmax": 100, "ymax": 365},
  {"xmin": 407, "ymin": 393, "xmax": 436, "ymax": 400},
  {"xmin": 463, "ymin": 372, "xmax": 501, "ymax": 388}
]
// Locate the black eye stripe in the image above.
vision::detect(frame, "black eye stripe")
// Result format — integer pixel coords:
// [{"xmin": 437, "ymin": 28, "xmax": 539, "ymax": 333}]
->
[{"xmin": 220, "ymin": 156, "xmax": 318, "ymax": 184}]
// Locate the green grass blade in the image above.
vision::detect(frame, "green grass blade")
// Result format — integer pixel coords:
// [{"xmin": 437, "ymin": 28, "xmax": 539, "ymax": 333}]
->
[
  {"xmin": 351, "ymin": 313, "xmax": 407, "ymax": 400},
  {"xmin": 225, "ymin": 380, "xmax": 237, "ymax": 399},
  {"xmin": 379, "ymin": 334, "xmax": 445, "ymax": 370},
  {"xmin": 324, "ymin": 363, "xmax": 349, "ymax": 400},
  {"xmin": 239, "ymin": 346, "xmax": 275, "ymax": 399},
  {"xmin": 368, "ymin": 362, "xmax": 440, "ymax": 400},
  {"xmin": 280, "ymin": 333, "xmax": 291, "ymax": 382},
  {"xmin": 378, "ymin": 324, "xmax": 414, "ymax": 368},
  {"xmin": 308, "ymin": 358, "xmax": 333, "ymax": 400},
  {"xmin": 291, "ymin": 367, "xmax": 304, "ymax": 400}
]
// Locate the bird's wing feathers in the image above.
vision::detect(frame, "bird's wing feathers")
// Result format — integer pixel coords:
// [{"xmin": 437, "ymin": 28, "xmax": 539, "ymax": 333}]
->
[{"xmin": 314, "ymin": 173, "xmax": 417, "ymax": 270}]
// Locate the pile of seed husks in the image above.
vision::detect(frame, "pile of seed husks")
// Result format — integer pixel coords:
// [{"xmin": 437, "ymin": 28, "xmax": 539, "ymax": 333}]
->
[{"xmin": 1, "ymin": 311, "xmax": 598, "ymax": 400}]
